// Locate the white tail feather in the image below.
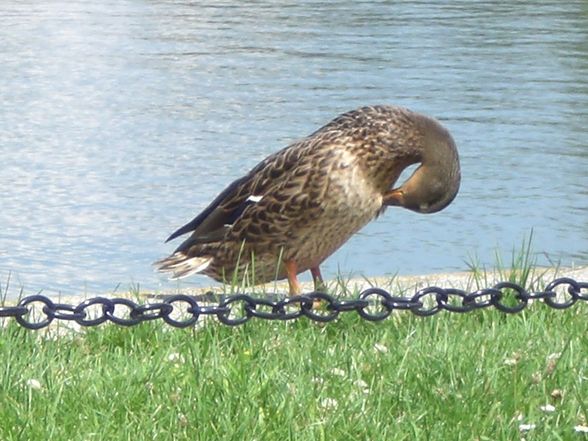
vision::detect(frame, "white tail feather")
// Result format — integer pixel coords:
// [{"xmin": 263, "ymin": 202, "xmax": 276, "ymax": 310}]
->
[{"xmin": 155, "ymin": 253, "xmax": 213, "ymax": 279}]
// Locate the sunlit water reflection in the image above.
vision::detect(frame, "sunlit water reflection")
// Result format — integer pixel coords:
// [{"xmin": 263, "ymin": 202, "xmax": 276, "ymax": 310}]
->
[{"xmin": 1, "ymin": 1, "xmax": 587, "ymax": 297}]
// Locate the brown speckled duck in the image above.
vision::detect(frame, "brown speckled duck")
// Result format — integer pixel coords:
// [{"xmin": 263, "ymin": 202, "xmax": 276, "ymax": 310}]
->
[{"xmin": 156, "ymin": 105, "xmax": 460, "ymax": 294}]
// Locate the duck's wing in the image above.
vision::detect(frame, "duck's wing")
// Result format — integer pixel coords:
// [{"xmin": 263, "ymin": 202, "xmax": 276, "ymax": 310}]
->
[
  {"xmin": 165, "ymin": 175, "xmax": 248, "ymax": 244},
  {"xmin": 166, "ymin": 141, "xmax": 310, "ymax": 250}
]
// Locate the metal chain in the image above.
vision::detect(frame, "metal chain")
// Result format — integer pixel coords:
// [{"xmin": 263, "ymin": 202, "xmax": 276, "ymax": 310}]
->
[{"xmin": 0, "ymin": 277, "xmax": 586, "ymax": 330}]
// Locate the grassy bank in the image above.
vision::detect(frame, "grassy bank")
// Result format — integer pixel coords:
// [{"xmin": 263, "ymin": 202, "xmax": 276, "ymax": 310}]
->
[{"xmin": 1, "ymin": 265, "xmax": 588, "ymax": 440}]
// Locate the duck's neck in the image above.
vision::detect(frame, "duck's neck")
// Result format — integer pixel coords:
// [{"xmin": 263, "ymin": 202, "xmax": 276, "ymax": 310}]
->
[{"xmin": 387, "ymin": 114, "xmax": 460, "ymax": 213}]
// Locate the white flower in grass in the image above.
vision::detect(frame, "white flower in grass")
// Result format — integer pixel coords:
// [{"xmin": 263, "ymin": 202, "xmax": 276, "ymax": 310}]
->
[
  {"xmin": 354, "ymin": 379, "xmax": 368, "ymax": 389},
  {"xmin": 550, "ymin": 389, "xmax": 563, "ymax": 400},
  {"xmin": 504, "ymin": 352, "xmax": 521, "ymax": 366},
  {"xmin": 330, "ymin": 367, "xmax": 345, "ymax": 377},
  {"xmin": 531, "ymin": 371, "xmax": 542, "ymax": 384},
  {"xmin": 574, "ymin": 425, "xmax": 588, "ymax": 433},
  {"xmin": 353, "ymin": 379, "xmax": 369, "ymax": 394},
  {"xmin": 539, "ymin": 404, "xmax": 556, "ymax": 413},
  {"xmin": 319, "ymin": 398, "xmax": 338, "ymax": 410},
  {"xmin": 287, "ymin": 383, "xmax": 297, "ymax": 395},
  {"xmin": 373, "ymin": 343, "xmax": 388, "ymax": 353},
  {"xmin": 167, "ymin": 352, "xmax": 184, "ymax": 363},
  {"xmin": 545, "ymin": 352, "xmax": 561, "ymax": 374},
  {"xmin": 518, "ymin": 423, "xmax": 536, "ymax": 432},
  {"xmin": 26, "ymin": 379, "xmax": 42, "ymax": 390}
]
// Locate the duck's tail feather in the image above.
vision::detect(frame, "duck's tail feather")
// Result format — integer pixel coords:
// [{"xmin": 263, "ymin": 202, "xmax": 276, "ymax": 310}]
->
[{"xmin": 154, "ymin": 252, "xmax": 213, "ymax": 279}]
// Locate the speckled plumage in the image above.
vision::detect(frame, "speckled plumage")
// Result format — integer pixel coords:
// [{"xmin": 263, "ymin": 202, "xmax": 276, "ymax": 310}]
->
[{"xmin": 156, "ymin": 105, "xmax": 460, "ymax": 292}]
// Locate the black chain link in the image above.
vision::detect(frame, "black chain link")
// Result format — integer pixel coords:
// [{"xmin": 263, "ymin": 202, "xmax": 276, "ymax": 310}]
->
[{"xmin": 0, "ymin": 277, "xmax": 586, "ymax": 330}]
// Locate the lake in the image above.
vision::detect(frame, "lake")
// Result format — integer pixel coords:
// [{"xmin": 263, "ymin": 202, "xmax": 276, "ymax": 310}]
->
[{"xmin": 1, "ymin": 0, "xmax": 587, "ymax": 298}]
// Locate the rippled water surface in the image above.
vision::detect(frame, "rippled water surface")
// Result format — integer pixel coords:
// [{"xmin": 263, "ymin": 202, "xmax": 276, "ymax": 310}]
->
[{"xmin": 1, "ymin": 1, "xmax": 587, "ymax": 297}]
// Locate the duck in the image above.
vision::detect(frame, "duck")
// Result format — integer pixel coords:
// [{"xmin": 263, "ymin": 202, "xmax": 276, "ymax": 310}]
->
[{"xmin": 155, "ymin": 105, "xmax": 460, "ymax": 295}]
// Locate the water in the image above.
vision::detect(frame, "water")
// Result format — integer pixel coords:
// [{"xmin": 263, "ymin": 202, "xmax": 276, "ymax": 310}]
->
[{"xmin": 1, "ymin": 1, "xmax": 587, "ymax": 298}]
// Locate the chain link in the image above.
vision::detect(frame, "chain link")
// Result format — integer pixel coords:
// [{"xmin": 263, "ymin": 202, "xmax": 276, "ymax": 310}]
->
[{"xmin": 0, "ymin": 278, "xmax": 586, "ymax": 330}]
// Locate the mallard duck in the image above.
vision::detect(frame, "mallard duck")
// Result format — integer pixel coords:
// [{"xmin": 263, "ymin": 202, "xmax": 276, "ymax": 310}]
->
[{"xmin": 156, "ymin": 105, "xmax": 460, "ymax": 294}]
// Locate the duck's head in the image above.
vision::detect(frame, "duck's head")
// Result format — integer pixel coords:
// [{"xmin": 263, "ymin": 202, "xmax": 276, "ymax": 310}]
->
[{"xmin": 386, "ymin": 112, "xmax": 461, "ymax": 214}]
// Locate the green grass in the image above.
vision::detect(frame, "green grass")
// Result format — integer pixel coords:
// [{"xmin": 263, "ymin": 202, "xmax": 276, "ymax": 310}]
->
[{"xmin": 1, "ymin": 264, "xmax": 588, "ymax": 440}]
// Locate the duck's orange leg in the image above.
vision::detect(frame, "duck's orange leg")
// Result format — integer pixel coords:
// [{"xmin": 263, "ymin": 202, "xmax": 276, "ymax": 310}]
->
[
  {"xmin": 284, "ymin": 259, "xmax": 302, "ymax": 295},
  {"xmin": 310, "ymin": 266, "xmax": 325, "ymax": 292}
]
